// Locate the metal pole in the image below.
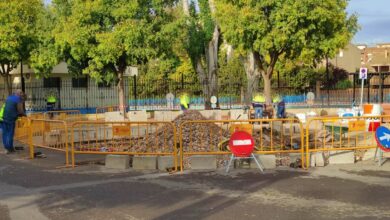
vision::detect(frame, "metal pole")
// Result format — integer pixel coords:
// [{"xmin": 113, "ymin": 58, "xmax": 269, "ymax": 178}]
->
[
  {"xmin": 360, "ymin": 78, "xmax": 364, "ymax": 107},
  {"xmin": 21, "ymin": 60, "xmax": 25, "ymax": 93},
  {"xmin": 367, "ymin": 76, "xmax": 370, "ymax": 103},
  {"xmin": 133, "ymin": 75, "xmax": 137, "ymax": 110},
  {"xmin": 353, "ymin": 73, "xmax": 356, "ymax": 103},
  {"xmin": 326, "ymin": 57, "xmax": 330, "ymax": 106}
]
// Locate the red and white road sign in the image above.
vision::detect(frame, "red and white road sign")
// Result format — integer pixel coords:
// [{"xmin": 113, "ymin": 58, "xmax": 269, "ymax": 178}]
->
[{"xmin": 229, "ymin": 131, "xmax": 255, "ymax": 157}]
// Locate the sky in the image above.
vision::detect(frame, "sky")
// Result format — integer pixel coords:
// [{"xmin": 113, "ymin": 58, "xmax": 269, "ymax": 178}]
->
[
  {"xmin": 347, "ymin": 0, "xmax": 390, "ymax": 45},
  {"xmin": 43, "ymin": 0, "xmax": 389, "ymax": 45}
]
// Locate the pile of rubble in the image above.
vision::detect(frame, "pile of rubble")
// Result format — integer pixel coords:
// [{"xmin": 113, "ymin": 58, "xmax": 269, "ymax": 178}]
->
[{"xmin": 144, "ymin": 110, "xmax": 230, "ymax": 152}]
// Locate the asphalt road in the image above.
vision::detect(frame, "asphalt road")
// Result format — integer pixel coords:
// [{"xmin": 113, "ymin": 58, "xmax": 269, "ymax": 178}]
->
[{"xmin": 1, "ymin": 147, "xmax": 390, "ymax": 220}]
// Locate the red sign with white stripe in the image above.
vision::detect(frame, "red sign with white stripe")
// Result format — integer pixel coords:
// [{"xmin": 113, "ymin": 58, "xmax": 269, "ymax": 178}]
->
[{"xmin": 229, "ymin": 131, "xmax": 255, "ymax": 157}]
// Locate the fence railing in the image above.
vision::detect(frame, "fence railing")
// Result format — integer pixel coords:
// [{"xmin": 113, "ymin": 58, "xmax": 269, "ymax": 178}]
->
[{"xmin": 20, "ymin": 112, "xmax": 389, "ymax": 171}]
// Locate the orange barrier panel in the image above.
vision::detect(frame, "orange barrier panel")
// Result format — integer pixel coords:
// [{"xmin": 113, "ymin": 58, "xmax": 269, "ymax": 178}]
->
[
  {"xmin": 179, "ymin": 118, "xmax": 305, "ymax": 171},
  {"xmin": 71, "ymin": 121, "xmax": 177, "ymax": 170}
]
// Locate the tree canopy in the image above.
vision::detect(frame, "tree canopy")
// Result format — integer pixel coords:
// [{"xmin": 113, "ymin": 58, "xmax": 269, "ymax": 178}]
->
[
  {"xmin": 214, "ymin": 0, "xmax": 358, "ymax": 103},
  {"xmin": 0, "ymin": 0, "xmax": 45, "ymax": 94}
]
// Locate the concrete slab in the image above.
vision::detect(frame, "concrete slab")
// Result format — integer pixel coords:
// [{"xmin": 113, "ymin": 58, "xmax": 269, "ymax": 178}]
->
[
  {"xmin": 250, "ymin": 154, "xmax": 276, "ymax": 169},
  {"xmin": 104, "ymin": 111, "xmax": 125, "ymax": 122},
  {"xmin": 189, "ymin": 155, "xmax": 217, "ymax": 170},
  {"xmin": 362, "ymin": 148, "xmax": 378, "ymax": 161},
  {"xmin": 105, "ymin": 155, "xmax": 130, "ymax": 169},
  {"xmin": 328, "ymin": 151, "xmax": 355, "ymax": 165},
  {"xmin": 310, "ymin": 152, "xmax": 325, "ymax": 167},
  {"xmin": 127, "ymin": 110, "xmax": 148, "ymax": 122},
  {"xmin": 132, "ymin": 156, "xmax": 157, "ymax": 169},
  {"xmin": 199, "ymin": 110, "xmax": 221, "ymax": 120},
  {"xmin": 157, "ymin": 156, "xmax": 178, "ymax": 171},
  {"xmin": 230, "ymin": 109, "xmax": 248, "ymax": 120}
]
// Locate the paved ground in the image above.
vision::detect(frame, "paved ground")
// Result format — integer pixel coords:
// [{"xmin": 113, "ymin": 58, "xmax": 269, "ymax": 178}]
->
[{"xmin": 1, "ymin": 146, "xmax": 390, "ymax": 220}]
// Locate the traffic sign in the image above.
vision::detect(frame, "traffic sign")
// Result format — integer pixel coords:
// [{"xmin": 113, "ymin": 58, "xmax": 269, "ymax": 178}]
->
[
  {"xmin": 375, "ymin": 126, "xmax": 390, "ymax": 152},
  {"xmin": 210, "ymin": 96, "xmax": 217, "ymax": 104},
  {"xmin": 229, "ymin": 131, "xmax": 255, "ymax": 157},
  {"xmin": 359, "ymin": 68, "xmax": 368, "ymax": 80}
]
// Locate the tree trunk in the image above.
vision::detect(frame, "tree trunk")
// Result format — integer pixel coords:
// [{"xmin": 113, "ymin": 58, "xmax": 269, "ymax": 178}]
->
[
  {"xmin": 4, "ymin": 75, "xmax": 12, "ymax": 96},
  {"xmin": 316, "ymin": 80, "xmax": 321, "ymax": 100},
  {"xmin": 242, "ymin": 52, "xmax": 261, "ymax": 104},
  {"xmin": 117, "ymin": 72, "xmax": 127, "ymax": 119},
  {"xmin": 263, "ymin": 74, "xmax": 272, "ymax": 105},
  {"xmin": 183, "ymin": 0, "xmax": 189, "ymax": 15}
]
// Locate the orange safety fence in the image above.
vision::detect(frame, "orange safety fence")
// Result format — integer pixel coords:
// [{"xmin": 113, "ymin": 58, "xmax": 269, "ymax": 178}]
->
[
  {"xmin": 44, "ymin": 110, "xmax": 82, "ymax": 123},
  {"xmin": 71, "ymin": 121, "xmax": 177, "ymax": 169},
  {"xmin": 305, "ymin": 115, "xmax": 390, "ymax": 166},
  {"xmin": 28, "ymin": 119, "xmax": 70, "ymax": 166},
  {"xmin": 179, "ymin": 118, "xmax": 305, "ymax": 171}
]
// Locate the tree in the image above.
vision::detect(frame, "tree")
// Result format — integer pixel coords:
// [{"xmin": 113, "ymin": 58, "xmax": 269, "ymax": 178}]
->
[
  {"xmin": 51, "ymin": 0, "xmax": 179, "ymax": 116},
  {"xmin": 214, "ymin": 0, "xmax": 358, "ymax": 104},
  {"xmin": 182, "ymin": 0, "xmax": 220, "ymax": 109},
  {"xmin": 0, "ymin": 0, "xmax": 45, "ymax": 95}
]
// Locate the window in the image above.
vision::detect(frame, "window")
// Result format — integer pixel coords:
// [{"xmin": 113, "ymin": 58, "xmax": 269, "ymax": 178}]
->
[
  {"xmin": 72, "ymin": 77, "xmax": 88, "ymax": 88},
  {"xmin": 98, "ymin": 82, "xmax": 112, "ymax": 88},
  {"xmin": 43, "ymin": 77, "xmax": 61, "ymax": 88}
]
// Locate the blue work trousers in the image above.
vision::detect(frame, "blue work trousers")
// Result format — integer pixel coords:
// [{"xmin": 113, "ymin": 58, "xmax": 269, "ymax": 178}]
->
[
  {"xmin": 254, "ymin": 107, "xmax": 263, "ymax": 119},
  {"xmin": 1, "ymin": 121, "xmax": 16, "ymax": 151}
]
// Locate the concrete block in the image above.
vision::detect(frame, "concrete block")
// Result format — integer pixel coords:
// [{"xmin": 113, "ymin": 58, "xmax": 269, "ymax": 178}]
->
[
  {"xmin": 105, "ymin": 155, "xmax": 130, "ymax": 169},
  {"xmin": 105, "ymin": 111, "xmax": 125, "ymax": 122},
  {"xmin": 310, "ymin": 152, "xmax": 325, "ymax": 167},
  {"xmin": 157, "ymin": 156, "xmax": 178, "ymax": 171},
  {"xmin": 190, "ymin": 155, "xmax": 217, "ymax": 169},
  {"xmin": 362, "ymin": 148, "xmax": 378, "ymax": 161},
  {"xmin": 328, "ymin": 151, "xmax": 355, "ymax": 165},
  {"xmin": 271, "ymin": 121, "xmax": 283, "ymax": 134},
  {"xmin": 230, "ymin": 109, "xmax": 248, "ymax": 120},
  {"xmin": 250, "ymin": 154, "xmax": 276, "ymax": 169},
  {"xmin": 154, "ymin": 111, "xmax": 167, "ymax": 121},
  {"xmin": 289, "ymin": 153, "xmax": 302, "ymax": 163},
  {"xmin": 128, "ymin": 110, "xmax": 148, "ymax": 122},
  {"xmin": 199, "ymin": 110, "xmax": 221, "ymax": 120},
  {"xmin": 132, "ymin": 156, "xmax": 157, "ymax": 169}
]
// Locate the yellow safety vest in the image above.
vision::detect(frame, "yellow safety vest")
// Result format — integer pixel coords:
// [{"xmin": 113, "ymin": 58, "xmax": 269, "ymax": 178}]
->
[
  {"xmin": 47, "ymin": 95, "xmax": 57, "ymax": 103},
  {"xmin": 0, "ymin": 103, "xmax": 5, "ymax": 121},
  {"xmin": 253, "ymin": 94, "xmax": 265, "ymax": 103},
  {"xmin": 180, "ymin": 94, "xmax": 190, "ymax": 109}
]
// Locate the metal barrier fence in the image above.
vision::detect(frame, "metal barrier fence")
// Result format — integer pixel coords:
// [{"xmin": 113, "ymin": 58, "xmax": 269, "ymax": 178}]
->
[
  {"xmin": 28, "ymin": 119, "xmax": 70, "ymax": 166},
  {"xmin": 44, "ymin": 110, "xmax": 82, "ymax": 122},
  {"xmin": 179, "ymin": 118, "xmax": 305, "ymax": 171},
  {"xmin": 71, "ymin": 121, "xmax": 177, "ymax": 169},
  {"xmin": 305, "ymin": 115, "xmax": 388, "ymax": 166}
]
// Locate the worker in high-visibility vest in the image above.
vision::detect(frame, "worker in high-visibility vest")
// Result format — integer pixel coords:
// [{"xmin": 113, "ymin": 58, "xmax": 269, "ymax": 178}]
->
[
  {"xmin": 252, "ymin": 93, "xmax": 265, "ymax": 119},
  {"xmin": 273, "ymin": 95, "xmax": 285, "ymax": 118},
  {"xmin": 180, "ymin": 93, "xmax": 190, "ymax": 111},
  {"xmin": 46, "ymin": 93, "xmax": 57, "ymax": 111}
]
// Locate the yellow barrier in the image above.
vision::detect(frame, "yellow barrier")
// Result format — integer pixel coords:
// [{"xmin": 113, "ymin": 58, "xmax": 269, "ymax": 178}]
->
[
  {"xmin": 28, "ymin": 119, "xmax": 70, "ymax": 166},
  {"xmin": 44, "ymin": 110, "xmax": 82, "ymax": 122},
  {"xmin": 71, "ymin": 121, "xmax": 177, "ymax": 170},
  {"xmin": 305, "ymin": 115, "xmax": 388, "ymax": 167},
  {"xmin": 95, "ymin": 105, "xmax": 128, "ymax": 120},
  {"xmin": 179, "ymin": 118, "xmax": 305, "ymax": 171},
  {"xmin": 14, "ymin": 117, "xmax": 31, "ymax": 144}
]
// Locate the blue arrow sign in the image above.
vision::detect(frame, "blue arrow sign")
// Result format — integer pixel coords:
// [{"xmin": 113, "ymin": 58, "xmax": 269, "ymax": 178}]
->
[{"xmin": 375, "ymin": 126, "xmax": 390, "ymax": 150}]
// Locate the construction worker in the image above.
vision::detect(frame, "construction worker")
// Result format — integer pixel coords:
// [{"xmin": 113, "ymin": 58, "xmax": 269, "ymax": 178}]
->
[
  {"xmin": 1, "ymin": 90, "xmax": 26, "ymax": 154},
  {"xmin": 46, "ymin": 92, "xmax": 57, "ymax": 111},
  {"xmin": 180, "ymin": 93, "xmax": 190, "ymax": 111},
  {"xmin": 252, "ymin": 93, "xmax": 265, "ymax": 119},
  {"xmin": 273, "ymin": 95, "xmax": 285, "ymax": 118}
]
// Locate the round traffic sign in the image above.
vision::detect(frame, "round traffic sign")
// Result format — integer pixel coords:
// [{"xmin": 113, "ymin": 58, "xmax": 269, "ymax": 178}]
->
[
  {"xmin": 229, "ymin": 131, "xmax": 255, "ymax": 157},
  {"xmin": 210, "ymin": 96, "xmax": 217, "ymax": 104},
  {"xmin": 375, "ymin": 126, "xmax": 390, "ymax": 152}
]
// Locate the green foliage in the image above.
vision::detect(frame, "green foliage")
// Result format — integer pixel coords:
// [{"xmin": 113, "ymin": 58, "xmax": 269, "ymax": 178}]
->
[
  {"xmin": 51, "ymin": 0, "xmax": 179, "ymax": 83},
  {"xmin": 218, "ymin": 50, "xmax": 246, "ymax": 96},
  {"xmin": 335, "ymin": 79, "xmax": 352, "ymax": 89},
  {"xmin": 0, "ymin": 0, "xmax": 45, "ymax": 74},
  {"xmin": 185, "ymin": 0, "xmax": 216, "ymax": 66}
]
